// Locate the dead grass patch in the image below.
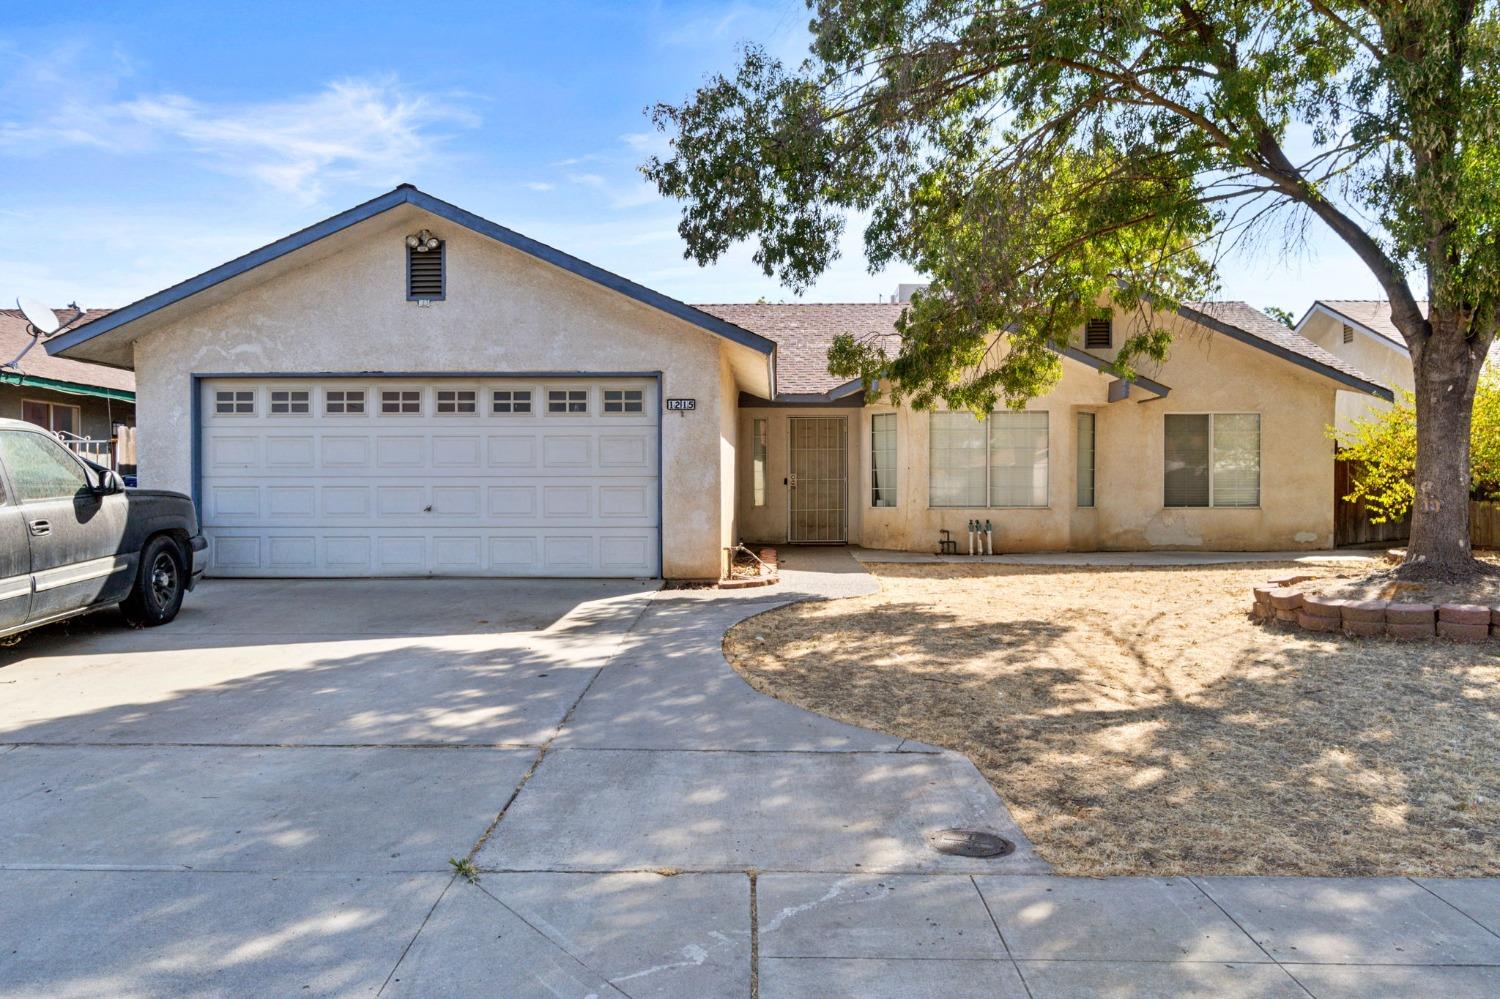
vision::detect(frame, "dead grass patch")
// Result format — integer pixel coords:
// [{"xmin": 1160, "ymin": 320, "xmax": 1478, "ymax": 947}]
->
[{"xmin": 724, "ymin": 561, "xmax": 1500, "ymax": 877}]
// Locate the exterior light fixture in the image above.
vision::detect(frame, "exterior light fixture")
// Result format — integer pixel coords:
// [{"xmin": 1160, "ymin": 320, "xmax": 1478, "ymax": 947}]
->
[{"xmin": 406, "ymin": 229, "xmax": 441, "ymax": 252}]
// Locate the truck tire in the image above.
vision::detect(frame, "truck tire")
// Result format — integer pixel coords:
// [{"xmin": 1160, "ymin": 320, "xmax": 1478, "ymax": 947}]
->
[{"xmin": 121, "ymin": 535, "xmax": 186, "ymax": 627}]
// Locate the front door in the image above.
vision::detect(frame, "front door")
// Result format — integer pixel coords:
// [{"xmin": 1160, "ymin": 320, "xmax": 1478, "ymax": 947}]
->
[
  {"xmin": 787, "ymin": 417, "xmax": 847, "ymax": 543},
  {"xmin": 0, "ymin": 429, "xmax": 132, "ymax": 622}
]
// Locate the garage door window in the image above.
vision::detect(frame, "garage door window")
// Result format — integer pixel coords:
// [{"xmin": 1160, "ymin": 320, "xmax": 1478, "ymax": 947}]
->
[
  {"xmin": 548, "ymin": 389, "xmax": 588, "ymax": 414},
  {"xmin": 270, "ymin": 390, "xmax": 310, "ymax": 415},
  {"xmin": 436, "ymin": 389, "xmax": 477, "ymax": 414},
  {"xmin": 492, "ymin": 390, "xmax": 532, "ymax": 414},
  {"xmin": 325, "ymin": 390, "xmax": 365, "ymax": 414},
  {"xmin": 380, "ymin": 390, "xmax": 422, "ymax": 415},
  {"xmin": 603, "ymin": 389, "xmax": 643, "ymax": 414},
  {"xmin": 215, "ymin": 390, "xmax": 255, "ymax": 415}
]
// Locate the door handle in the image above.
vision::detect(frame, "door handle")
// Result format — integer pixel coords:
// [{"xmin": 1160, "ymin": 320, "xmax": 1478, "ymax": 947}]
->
[{"xmin": 27, "ymin": 520, "xmax": 50, "ymax": 537}]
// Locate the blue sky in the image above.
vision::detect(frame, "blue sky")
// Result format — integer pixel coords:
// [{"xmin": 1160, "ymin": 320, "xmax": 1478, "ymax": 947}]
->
[{"xmin": 1, "ymin": 1, "xmax": 1396, "ymax": 317}]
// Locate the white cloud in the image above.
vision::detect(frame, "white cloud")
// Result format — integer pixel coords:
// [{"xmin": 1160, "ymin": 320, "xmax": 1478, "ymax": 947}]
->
[
  {"xmin": 523, "ymin": 181, "xmax": 556, "ymax": 192},
  {"xmin": 1, "ymin": 64, "xmax": 478, "ymax": 202}
]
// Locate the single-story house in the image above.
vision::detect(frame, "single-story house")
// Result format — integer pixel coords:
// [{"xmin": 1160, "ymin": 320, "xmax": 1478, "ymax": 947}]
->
[
  {"xmin": 0, "ymin": 306, "xmax": 135, "ymax": 468},
  {"xmin": 47, "ymin": 186, "xmax": 1391, "ymax": 579}
]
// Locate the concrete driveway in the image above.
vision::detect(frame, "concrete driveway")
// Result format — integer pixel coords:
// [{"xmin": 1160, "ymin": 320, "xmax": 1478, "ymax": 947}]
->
[{"xmin": 3, "ymin": 553, "xmax": 1497, "ymax": 997}]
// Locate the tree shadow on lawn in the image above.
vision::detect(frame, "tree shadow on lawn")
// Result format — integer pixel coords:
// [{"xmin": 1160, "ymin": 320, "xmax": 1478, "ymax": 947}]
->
[{"xmin": 725, "ymin": 564, "xmax": 1500, "ymax": 877}]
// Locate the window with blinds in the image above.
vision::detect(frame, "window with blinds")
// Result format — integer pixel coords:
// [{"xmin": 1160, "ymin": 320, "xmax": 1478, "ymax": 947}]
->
[
  {"xmin": 1164, "ymin": 413, "xmax": 1260, "ymax": 507},
  {"xmin": 407, "ymin": 240, "xmax": 445, "ymax": 300},
  {"xmin": 871, "ymin": 413, "xmax": 898, "ymax": 507},
  {"xmin": 929, "ymin": 411, "xmax": 1048, "ymax": 507},
  {"xmin": 1076, "ymin": 412, "xmax": 1096, "ymax": 508}
]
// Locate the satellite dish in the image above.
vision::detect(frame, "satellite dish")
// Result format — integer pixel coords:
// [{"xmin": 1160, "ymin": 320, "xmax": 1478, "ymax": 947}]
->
[{"xmin": 16, "ymin": 297, "xmax": 60, "ymax": 336}]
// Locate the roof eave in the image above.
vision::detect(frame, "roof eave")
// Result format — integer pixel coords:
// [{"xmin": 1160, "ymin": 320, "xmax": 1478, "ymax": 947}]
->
[
  {"xmin": 1177, "ymin": 303, "xmax": 1394, "ymax": 401},
  {"xmin": 47, "ymin": 185, "xmax": 776, "ymax": 362}
]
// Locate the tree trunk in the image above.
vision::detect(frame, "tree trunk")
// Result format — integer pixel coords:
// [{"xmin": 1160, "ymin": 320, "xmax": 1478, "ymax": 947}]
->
[{"xmin": 1403, "ymin": 307, "xmax": 1487, "ymax": 579}]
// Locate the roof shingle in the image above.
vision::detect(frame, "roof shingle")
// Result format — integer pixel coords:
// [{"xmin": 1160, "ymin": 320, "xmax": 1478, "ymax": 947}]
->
[{"xmin": 0, "ymin": 308, "xmax": 134, "ymax": 394}]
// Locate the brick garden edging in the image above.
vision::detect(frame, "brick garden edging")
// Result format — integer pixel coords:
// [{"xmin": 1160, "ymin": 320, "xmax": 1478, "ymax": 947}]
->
[{"xmin": 1251, "ymin": 575, "xmax": 1499, "ymax": 643}]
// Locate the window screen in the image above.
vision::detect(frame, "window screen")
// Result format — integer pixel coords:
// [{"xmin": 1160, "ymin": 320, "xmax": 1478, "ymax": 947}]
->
[
  {"xmin": 988, "ymin": 411, "xmax": 1048, "ymax": 507},
  {"xmin": 1211, "ymin": 414, "xmax": 1261, "ymax": 507},
  {"xmin": 871, "ymin": 413, "xmax": 898, "ymax": 507},
  {"xmin": 929, "ymin": 412, "xmax": 987, "ymax": 507}
]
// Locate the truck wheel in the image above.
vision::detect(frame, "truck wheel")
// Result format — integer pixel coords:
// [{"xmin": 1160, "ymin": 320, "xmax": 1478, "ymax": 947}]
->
[{"xmin": 121, "ymin": 536, "xmax": 186, "ymax": 627}]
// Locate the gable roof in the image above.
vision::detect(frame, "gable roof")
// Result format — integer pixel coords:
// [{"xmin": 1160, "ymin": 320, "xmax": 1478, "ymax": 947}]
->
[
  {"xmin": 1179, "ymin": 301, "xmax": 1391, "ymax": 398},
  {"xmin": 47, "ymin": 185, "xmax": 775, "ymax": 364},
  {"xmin": 0, "ymin": 308, "xmax": 134, "ymax": 399},
  {"xmin": 1298, "ymin": 299, "xmax": 1426, "ymax": 355},
  {"xmin": 701, "ymin": 299, "xmax": 1391, "ymax": 401}
]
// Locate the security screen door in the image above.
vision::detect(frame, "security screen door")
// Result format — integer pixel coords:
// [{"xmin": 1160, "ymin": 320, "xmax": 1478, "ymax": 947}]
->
[{"xmin": 787, "ymin": 417, "xmax": 847, "ymax": 543}]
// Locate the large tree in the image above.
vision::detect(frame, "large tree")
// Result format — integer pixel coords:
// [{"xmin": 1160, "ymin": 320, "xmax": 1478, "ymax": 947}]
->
[{"xmin": 645, "ymin": 0, "xmax": 1500, "ymax": 579}]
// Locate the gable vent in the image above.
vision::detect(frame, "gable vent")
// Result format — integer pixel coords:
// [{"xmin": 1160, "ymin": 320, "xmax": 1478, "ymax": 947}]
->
[
  {"xmin": 407, "ymin": 240, "xmax": 445, "ymax": 300},
  {"xmin": 1085, "ymin": 315, "xmax": 1113, "ymax": 349},
  {"xmin": 1342, "ymin": 323, "xmax": 1354, "ymax": 344}
]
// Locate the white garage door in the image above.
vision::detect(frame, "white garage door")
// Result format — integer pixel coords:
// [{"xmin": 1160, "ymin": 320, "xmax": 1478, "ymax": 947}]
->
[{"xmin": 199, "ymin": 377, "xmax": 659, "ymax": 577}]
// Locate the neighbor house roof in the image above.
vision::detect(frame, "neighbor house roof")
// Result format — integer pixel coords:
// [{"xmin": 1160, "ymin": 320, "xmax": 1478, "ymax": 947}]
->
[
  {"xmin": 701, "ymin": 299, "xmax": 1392, "ymax": 401},
  {"xmin": 47, "ymin": 184, "xmax": 776, "ymax": 366},
  {"xmin": 1299, "ymin": 299, "xmax": 1427, "ymax": 352},
  {"xmin": 0, "ymin": 308, "xmax": 134, "ymax": 401}
]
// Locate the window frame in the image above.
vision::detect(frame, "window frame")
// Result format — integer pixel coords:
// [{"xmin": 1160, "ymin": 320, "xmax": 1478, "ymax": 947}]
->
[
  {"xmin": 871, "ymin": 412, "xmax": 898, "ymax": 508},
  {"xmin": 491, "ymin": 388, "xmax": 534, "ymax": 415},
  {"xmin": 928, "ymin": 409, "xmax": 1049, "ymax": 509},
  {"xmin": 268, "ymin": 388, "xmax": 311, "ymax": 416},
  {"xmin": 323, "ymin": 388, "xmax": 367, "ymax": 416},
  {"xmin": 1076, "ymin": 411, "xmax": 1096, "ymax": 509},
  {"xmin": 378, "ymin": 388, "xmax": 424, "ymax": 416},
  {"xmin": 213, "ymin": 389, "xmax": 256, "ymax": 416},
  {"xmin": 602, "ymin": 387, "xmax": 646, "ymax": 415},
  {"xmin": 752, "ymin": 418, "xmax": 768, "ymax": 508},
  {"xmin": 22, "ymin": 399, "xmax": 82, "ymax": 437},
  {"xmin": 1162, "ymin": 412, "xmax": 1261, "ymax": 509},
  {"xmin": 546, "ymin": 387, "xmax": 590, "ymax": 415},
  {"xmin": 434, "ymin": 388, "xmax": 479, "ymax": 415}
]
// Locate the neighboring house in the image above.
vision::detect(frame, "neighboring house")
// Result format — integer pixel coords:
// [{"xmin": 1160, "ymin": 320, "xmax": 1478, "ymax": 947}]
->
[
  {"xmin": 47, "ymin": 186, "xmax": 1390, "ymax": 579},
  {"xmin": 0, "ymin": 307, "xmax": 135, "ymax": 468},
  {"xmin": 1294, "ymin": 299, "xmax": 1420, "ymax": 432}
]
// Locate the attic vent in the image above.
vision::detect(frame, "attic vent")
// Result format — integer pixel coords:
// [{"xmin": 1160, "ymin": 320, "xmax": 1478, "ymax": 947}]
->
[
  {"xmin": 1342, "ymin": 324, "xmax": 1354, "ymax": 344},
  {"xmin": 1085, "ymin": 315, "xmax": 1113, "ymax": 349},
  {"xmin": 407, "ymin": 240, "xmax": 445, "ymax": 300}
]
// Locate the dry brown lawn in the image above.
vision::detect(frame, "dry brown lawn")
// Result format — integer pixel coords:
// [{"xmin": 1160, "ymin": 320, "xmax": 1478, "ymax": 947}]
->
[{"xmin": 724, "ymin": 561, "xmax": 1500, "ymax": 877}]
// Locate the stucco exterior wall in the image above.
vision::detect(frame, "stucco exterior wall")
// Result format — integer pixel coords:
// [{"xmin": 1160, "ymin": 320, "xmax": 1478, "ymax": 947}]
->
[
  {"xmin": 735, "ymin": 306, "xmax": 1343, "ymax": 553},
  {"xmin": 1298, "ymin": 309, "xmax": 1413, "ymax": 432},
  {"xmin": 130, "ymin": 210, "xmax": 741, "ymax": 579}
]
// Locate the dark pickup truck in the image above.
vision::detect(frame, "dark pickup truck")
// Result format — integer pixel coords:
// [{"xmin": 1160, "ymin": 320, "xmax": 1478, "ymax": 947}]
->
[{"xmin": 0, "ymin": 418, "xmax": 205, "ymax": 641}]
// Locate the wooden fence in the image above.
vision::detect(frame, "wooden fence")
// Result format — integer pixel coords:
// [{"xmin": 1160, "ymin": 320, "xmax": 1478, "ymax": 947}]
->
[
  {"xmin": 1475, "ymin": 501, "xmax": 1500, "ymax": 549},
  {"xmin": 1334, "ymin": 458, "xmax": 1410, "ymax": 547}
]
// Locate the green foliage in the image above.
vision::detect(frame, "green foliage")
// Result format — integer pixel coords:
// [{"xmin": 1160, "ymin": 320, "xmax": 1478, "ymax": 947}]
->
[
  {"xmin": 1264, "ymin": 307, "xmax": 1296, "ymax": 328},
  {"xmin": 644, "ymin": 1, "xmax": 1500, "ymax": 412},
  {"xmin": 1337, "ymin": 365, "xmax": 1500, "ymax": 521}
]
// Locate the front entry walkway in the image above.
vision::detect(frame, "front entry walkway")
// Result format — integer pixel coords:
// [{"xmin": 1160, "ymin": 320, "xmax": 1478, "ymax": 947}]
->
[{"xmin": 1, "ymin": 553, "xmax": 1496, "ymax": 997}]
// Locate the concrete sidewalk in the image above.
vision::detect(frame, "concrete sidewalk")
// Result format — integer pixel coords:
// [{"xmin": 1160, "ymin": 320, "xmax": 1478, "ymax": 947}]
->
[
  {"xmin": 1, "ymin": 551, "xmax": 1496, "ymax": 997},
  {"xmin": 852, "ymin": 545, "xmax": 1382, "ymax": 567}
]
